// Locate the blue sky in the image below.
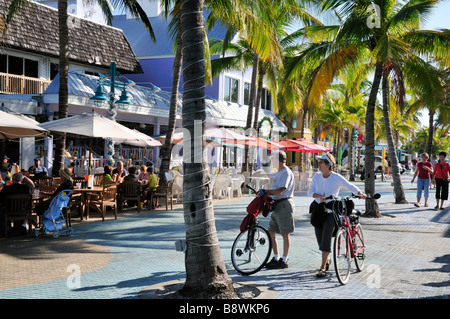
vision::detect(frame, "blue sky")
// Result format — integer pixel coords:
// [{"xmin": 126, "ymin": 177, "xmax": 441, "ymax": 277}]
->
[{"xmin": 422, "ymin": 1, "xmax": 450, "ymax": 30}]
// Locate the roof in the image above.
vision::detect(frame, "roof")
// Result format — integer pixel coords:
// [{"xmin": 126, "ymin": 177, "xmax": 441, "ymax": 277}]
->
[
  {"xmin": 43, "ymin": 71, "xmax": 287, "ymax": 132},
  {"xmin": 0, "ymin": 1, "xmax": 142, "ymax": 74},
  {"xmin": 112, "ymin": 12, "xmax": 229, "ymax": 57}
]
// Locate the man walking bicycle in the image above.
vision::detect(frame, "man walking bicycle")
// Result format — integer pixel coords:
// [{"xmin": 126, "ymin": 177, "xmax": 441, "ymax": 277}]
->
[{"xmin": 257, "ymin": 151, "xmax": 295, "ymax": 269}]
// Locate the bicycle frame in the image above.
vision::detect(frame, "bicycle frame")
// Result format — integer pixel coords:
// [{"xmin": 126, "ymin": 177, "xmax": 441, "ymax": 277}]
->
[{"xmin": 338, "ymin": 214, "xmax": 365, "ymax": 259}]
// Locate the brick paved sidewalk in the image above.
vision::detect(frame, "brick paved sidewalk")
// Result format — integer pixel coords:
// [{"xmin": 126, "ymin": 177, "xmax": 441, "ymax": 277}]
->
[{"xmin": 0, "ymin": 174, "xmax": 448, "ymax": 299}]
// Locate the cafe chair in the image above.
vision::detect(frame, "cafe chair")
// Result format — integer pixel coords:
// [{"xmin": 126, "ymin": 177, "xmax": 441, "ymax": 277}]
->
[
  {"xmin": 173, "ymin": 175, "xmax": 183, "ymax": 203},
  {"xmin": 152, "ymin": 180, "xmax": 174, "ymax": 211},
  {"xmin": 93, "ymin": 174, "xmax": 103, "ymax": 186},
  {"xmin": 214, "ymin": 174, "xmax": 232, "ymax": 200},
  {"xmin": 87, "ymin": 184, "xmax": 117, "ymax": 221},
  {"xmin": 2, "ymin": 194, "xmax": 33, "ymax": 237},
  {"xmin": 34, "ymin": 176, "xmax": 53, "ymax": 187},
  {"xmin": 230, "ymin": 174, "xmax": 245, "ymax": 198},
  {"xmin": 119, "ymin": 180, "xmax": 143, "ymax": 213},
  {"xmin": 38, "ymin": 185, "xmax": 57, "ymax": 198},
  {"xmin": 67, "ymin": 192, "xmax": 83, "ymax": 223}
]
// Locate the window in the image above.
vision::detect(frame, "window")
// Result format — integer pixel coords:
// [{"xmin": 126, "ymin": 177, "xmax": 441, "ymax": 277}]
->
[
  {"xmin": 50, "ymin": 63, "xmax": 59, "ymax": 80},
  {"xmin": 8, "ymin": 56, "xmax": 23, "ymax": 75},
  {"xmin": 243, "ymin": 82, "xmax": 250, "ymax": 105},
  {"xmin": 0, "ymin": 54, "xmax": 39, "ymax": 77},
  {"xmin": 224, "ymin": 76, "xmax": 239, "ymax": 103},
  {"xmin": 260, "ymin": 88, "xmax": 272, "ymax": 111},
  {"xmin": 0, "ymin": 54, "xmax": 6, "ymax": 73},
  {"xmin": 24, "ymin": 58, "xmax": 38, "ymax": 78}
]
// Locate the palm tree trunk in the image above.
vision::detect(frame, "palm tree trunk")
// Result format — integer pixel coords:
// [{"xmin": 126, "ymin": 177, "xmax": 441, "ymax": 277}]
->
[
  {"xmin": 52, "ymin": 0, "xmax": 69, "ymax": 177},
  {"xmin": 427, "ymin": 110, "xmax": 435, "ymax": 156},
  {"xmin": 252, "ymin": 66, "xmax": 265, "ymax": 131},
  {"xmin": 364, "ymin": 62, "xmax": 382, "ymax": 217},
  {"xmin": 243, "ymin": 53, "xmax": 259, "ymax": 172},
  {"xmin": 159, "ymin": 27, "xmax": 183, "ymax": 187},
  {"xmin": 349, "ymin": 128, "xmax": 355, "ymax": 181},
  {"xmin": 179, "ymin": 0, "xmax": 236, "ymax": 298},
  {"xmin": 382, "ymin": 73, "xmax": 407, "ymax": 204}
]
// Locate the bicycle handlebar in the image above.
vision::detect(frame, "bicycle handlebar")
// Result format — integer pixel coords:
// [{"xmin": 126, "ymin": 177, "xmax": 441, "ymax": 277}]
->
[
  {"xmin": 325, "ymin": 193, "xmax": 381, "ymax": 200},
  {"xmin": 246, "ymin": 184, "xmax": 258, "ymax": 194}
]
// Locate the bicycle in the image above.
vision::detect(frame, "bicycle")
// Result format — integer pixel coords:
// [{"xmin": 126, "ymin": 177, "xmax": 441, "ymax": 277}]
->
[
  {"xmin": 326, "ymin": 193, "xmax": 381, "ymax": 285},
  {"xmin": 231, "ymin": 185, "xmax": 272, "ymax": 275}
]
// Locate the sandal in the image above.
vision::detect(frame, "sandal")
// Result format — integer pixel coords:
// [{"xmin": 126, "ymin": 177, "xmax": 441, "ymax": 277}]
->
[{"xmin": 316, "ymin": 270, "xmax": 327, "ymax": 278}]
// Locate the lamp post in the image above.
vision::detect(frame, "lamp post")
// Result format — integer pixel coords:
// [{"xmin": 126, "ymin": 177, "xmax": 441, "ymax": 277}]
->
[{"xmin": 90, "ymin": 62, "xmax": 134, "ymax": 166}]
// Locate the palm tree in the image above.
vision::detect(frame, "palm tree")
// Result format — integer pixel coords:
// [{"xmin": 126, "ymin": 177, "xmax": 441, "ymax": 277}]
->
[
  {"xmin": 7, "ymin": 0, "xmax": 154, "ymax": 176},
  {"xmin": 287, "ymin": 0, "xmax": 449, "ymax": 216},
  {"xmin": 178, "ymin": 0, "xmax": 236, "ymax": 298}
]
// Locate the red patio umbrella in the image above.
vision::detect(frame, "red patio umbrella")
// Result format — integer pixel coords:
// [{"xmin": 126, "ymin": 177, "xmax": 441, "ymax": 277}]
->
[
  {"xmin": 224, "ymin": 136, "xmax": 282, "ymax": 149},
  {"xmin": 279, "ymin": 138, "xmax": 331, "ymax": 153}
]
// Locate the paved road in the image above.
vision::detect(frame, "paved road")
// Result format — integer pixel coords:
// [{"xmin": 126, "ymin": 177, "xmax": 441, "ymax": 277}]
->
[{"xmin": 0, "ymin": 173, "xmax": 448, "ymax": 299}]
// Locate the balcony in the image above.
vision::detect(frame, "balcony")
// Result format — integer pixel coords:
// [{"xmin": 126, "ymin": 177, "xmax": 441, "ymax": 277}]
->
[{"xmin": 0, "ymin": 72, "xmax": 51, "ymax": 95}]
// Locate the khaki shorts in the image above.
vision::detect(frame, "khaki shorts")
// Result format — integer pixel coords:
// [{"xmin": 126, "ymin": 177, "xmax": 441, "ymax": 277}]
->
[{"xmin": 268, "ymin": 198, "xmax": 295, "ymax": 234}]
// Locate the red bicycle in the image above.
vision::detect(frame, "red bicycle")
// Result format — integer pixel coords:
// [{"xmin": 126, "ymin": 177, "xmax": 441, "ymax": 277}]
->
[{"xmin": 326, "ymin": 193, "xmax": 380, "ymax": 285}]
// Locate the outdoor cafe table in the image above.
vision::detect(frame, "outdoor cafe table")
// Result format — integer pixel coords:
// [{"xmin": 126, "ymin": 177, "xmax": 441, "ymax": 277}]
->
[
  {"xmin": 72, "ymin": 186, "xmax": 104, "ymax": 220},
  {"xmin": 250, "ymin": 176, "xmax": 270, "ymax": 190}
]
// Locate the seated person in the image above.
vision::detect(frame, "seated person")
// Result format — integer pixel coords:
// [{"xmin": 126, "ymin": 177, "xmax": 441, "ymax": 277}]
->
[
  {"xmin": 0, "ymin": 173, "xmax": 35, "ymax": 235},
  {"xmin": 123, "ymin": 166, "xmax": 139, "ymax": 207},
  {"xmin": 100, "ymin": 165, "xmax": 113, "ymax": 185},
  {"xmin": 28, "ymin": 159, "xmax": 48, "ymax": 177},
  {"xmin": 138, "ymin": 165, "xmax": 149, "ymax": 184},
  {"xmin": 124, "ymin": 166, "xmax": 138, "ymax": 182},
  {"xmin": 112, "ymin": 160, "xmax": 127, "ymax": 183},
  {"xmin": 146, "ymin": 167, "xmax": 159, "ymax": 208},
  {"xmin": 35, "ymin": 168, "xmax": 73, "ymax": 216}
]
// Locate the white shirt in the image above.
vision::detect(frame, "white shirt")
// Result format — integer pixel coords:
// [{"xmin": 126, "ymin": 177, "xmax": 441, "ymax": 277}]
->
[
  {"xmin": 307, "ymin": 171, "xmax": 361, "ymax": 205},
  {"xmin": 271, "ymin": 166, "xmax": 295, "ymax": 200}
]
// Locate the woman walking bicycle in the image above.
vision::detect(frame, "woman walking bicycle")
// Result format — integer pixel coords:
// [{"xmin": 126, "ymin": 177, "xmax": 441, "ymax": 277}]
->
[{"xmin": 307, "ymin": 152, "xmax": 366, "ymax": 278}]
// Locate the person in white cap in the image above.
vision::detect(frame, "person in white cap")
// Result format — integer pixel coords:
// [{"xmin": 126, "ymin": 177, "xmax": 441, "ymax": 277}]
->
[
  {"xmin": 257, "ymin": 150, "xmax": 295, "ymax": 269},
  {"xmin": 307, "ymin": 152, "xmax": 366, "ymax": 278}
]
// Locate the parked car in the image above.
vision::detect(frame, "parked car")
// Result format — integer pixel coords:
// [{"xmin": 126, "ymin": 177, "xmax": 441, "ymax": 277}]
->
[{"xmin": 358, "ymin": 155, "xmax": 384, "ymax": 172}]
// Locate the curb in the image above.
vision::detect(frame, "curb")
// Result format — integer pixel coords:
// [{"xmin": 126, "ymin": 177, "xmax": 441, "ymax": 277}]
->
[{"xmin": 139, "ymin": 279, "xmax": 278, "ymax": 299}]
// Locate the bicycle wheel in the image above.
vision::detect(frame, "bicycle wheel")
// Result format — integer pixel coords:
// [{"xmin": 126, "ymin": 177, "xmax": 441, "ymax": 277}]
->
[
  {"xmin": 333, "ymin": 228, "xmax": 351, "ymax": 285},
  {"xmin": 231, "ymin": 225, "xmax": 272, "ymax": 275},
  {"xmin": 353, "ymin": 224, "xmax": 366, "ymax": 271}
]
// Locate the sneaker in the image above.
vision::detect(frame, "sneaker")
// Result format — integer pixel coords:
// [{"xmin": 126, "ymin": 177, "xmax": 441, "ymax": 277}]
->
[
  {"xmin": 414, "ymin": 203, "xmax": 420, "ymax": 207},
  {"xmin": 265, "ymin": 257, "xmax": 280, "ymax": 269},
  {"xmin": 435, "ymin": 205, "xmax": 439, "ymax": 210},
  {"xmin": 277, "ymin": 259, "xmax": 289, "ymax": 269}
]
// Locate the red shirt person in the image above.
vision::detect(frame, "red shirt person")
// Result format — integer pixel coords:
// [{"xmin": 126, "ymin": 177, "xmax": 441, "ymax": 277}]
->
[
  {"xmin": 432, "ymin": 152, "xmax": 450, "ymax": 210},
  {"xmin": 411, "ymin": 153, "xmax": 433, "ymax": 207}
]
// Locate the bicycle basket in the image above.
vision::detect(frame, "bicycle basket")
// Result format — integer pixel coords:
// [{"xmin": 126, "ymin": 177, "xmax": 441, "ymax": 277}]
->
[{"xmin": 330, "ymin": 199, "xmax": 354, "ymax": 216}]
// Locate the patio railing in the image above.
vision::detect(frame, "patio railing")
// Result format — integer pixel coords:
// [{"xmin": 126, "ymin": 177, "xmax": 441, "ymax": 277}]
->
[{"xmin": 0, "ymin": 72, "xmax": 51, "ymax": 94}]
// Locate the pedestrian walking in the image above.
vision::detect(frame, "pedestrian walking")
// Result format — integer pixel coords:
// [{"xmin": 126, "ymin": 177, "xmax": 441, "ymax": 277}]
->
[
  {"xmin": 432, "ymin": 152, "xmax": 449, "ymax": 210},
  {"xmin": 307, "ymin": 152, "xmax": 366, "ymax": 278},
  {"xmin": 257, "ymin": 150, "xmax": 295, "ymax": 269},
  {"xmin": 430, "ymin": 155, "xmax": 438, "ymax": 189},
  {"xmin": 411, "ymin": 153, "xmax": 433, "ymax": 207}
]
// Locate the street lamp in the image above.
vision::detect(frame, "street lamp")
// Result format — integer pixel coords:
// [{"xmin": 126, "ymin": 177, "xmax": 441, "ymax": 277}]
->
[{"xmin": 90, "ymin": 62, "xmax": 134, "ymax": 165}]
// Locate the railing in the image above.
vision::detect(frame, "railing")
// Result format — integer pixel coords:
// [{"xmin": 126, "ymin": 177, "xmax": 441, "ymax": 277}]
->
[{"xmin": 0, "ymin": 72, "xmax": 51, "ymax": 94}]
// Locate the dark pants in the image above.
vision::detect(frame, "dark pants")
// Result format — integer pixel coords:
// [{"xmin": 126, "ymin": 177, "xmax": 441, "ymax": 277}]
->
[
  {"xmin": 314, "ymin": 213, "xmax": 336, "ymax": 253},
  {"xmin": 436, "ymin": 178, "xmax": 449, "ymax": 201}
]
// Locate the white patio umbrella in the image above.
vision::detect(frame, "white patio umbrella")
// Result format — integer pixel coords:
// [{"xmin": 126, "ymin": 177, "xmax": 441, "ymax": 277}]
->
[
  {"xmin": 0, "ymin": 109, "xmax": 48, "ymax": 140},
  {"xmin": 114, "ymin": 129, "xmax": 162, "ymax": 147},
  {"xmin": 204, "ymin": 127, "xmax": 255, "ymax": 142},
  {"xmin": 39, "ymin": 111, "xmax": 145, "ymax": 173}
]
